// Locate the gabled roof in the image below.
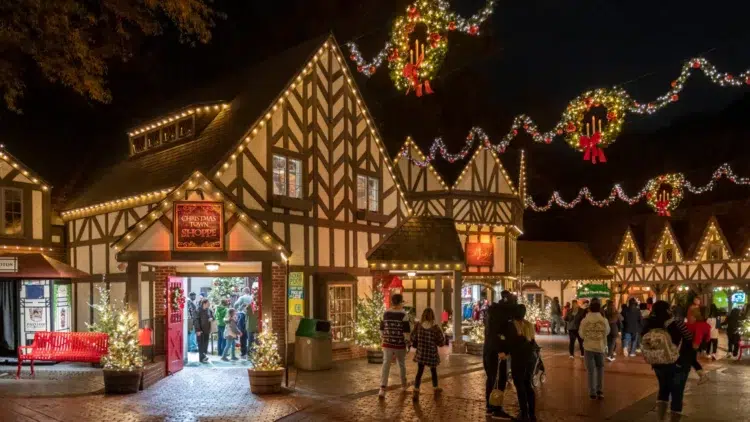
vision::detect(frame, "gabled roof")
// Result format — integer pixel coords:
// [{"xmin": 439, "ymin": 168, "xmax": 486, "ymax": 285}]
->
[
  {"xmin": 452, "ymin": 147, "xmax": 517, "ymax": 195},
  {"xmin": 691, "ymin": 215, "xmax": 733, "ymax": 260},
  {"xmin": 613, "ymin": 227, "xmax": 645, "ymax": 265},
  {"xmin": 518, "ymin": 241, "xmax": 612, "ymax": 281},
  {"xmin": 64, "ymin": 36, "xmax": 328, "ymax": 211},
  {"xmin": 650, "ymin": 221, "xmax": 685, "ymax": 262},
  {"xmin": 393, "ymin": 138, "xmax": 449, "ymax": 192},
  {"xmin": 0, "ymin": 145, "xmax": 51, "ymax": 189},
  {"xmin": 366, "ymin": 216, "xmax": 464, "ymax": 265}
]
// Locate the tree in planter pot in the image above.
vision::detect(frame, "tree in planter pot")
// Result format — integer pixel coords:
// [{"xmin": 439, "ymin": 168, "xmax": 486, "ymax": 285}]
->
[
  {"xmin": 88, "ymin": 287, "xmax": 144, "ymax": 394},
  {"xmin": 355, "ymin": 284, "xmax": 385, "ymax": 364},
  {"xmin": 248, "ymin": 319, "xmax": 284, "ymax": 394},
  {"xmin": 466, "ymin": 321, "xmax": 485, "ymax": 356}
]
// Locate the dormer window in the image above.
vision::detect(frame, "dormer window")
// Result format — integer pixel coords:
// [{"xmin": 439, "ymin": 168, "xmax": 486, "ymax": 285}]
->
[
  {"xmin": 708, "ymin": 244, "xmax": 723, "ymax": 261},
  {"xmin": 665, "ymin": 248, "xmax": 674, "ymax": 263},
  {"xmin": 128, "ymin": 104, "xmax": 225, "ymax": 155},
  {"xmin": 626, "ymin": 251, "xmax": 634, "ymax": 265}
]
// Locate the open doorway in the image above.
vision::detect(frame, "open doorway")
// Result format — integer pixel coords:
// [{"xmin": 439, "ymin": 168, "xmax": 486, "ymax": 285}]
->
[{"xmin": 183, "ymin": 275, "xmax": 261, "ymax": 367}]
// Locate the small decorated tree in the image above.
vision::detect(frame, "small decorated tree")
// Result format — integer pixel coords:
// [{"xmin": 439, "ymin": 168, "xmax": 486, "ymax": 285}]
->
[
  {"xmin": 518, "ymin": 296, "xmax": 550, "ymax": 323},
  {"xmin": 355, "ymin": 285, "xmax": 385, "ymax": 350},
  {"xmin": 468, "ymin": 321, "xmax": 485, "ymax": 343},
  {"xmin": 249, "ymin": 319, "xmax": 282, "ymax": 371},
  {"xmin": 208, "ymin": 277, "xmax": 244, "ymax": 307}
]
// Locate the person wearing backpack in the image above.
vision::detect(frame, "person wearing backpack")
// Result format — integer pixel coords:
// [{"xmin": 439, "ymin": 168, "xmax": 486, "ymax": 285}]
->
[
  {"xmin": 579, "ymin": 300, "xmax": 610, "ymax": 399},
  {"xmin": 641, "ymin": 300, "xmax": 694, "ymax": 418}
]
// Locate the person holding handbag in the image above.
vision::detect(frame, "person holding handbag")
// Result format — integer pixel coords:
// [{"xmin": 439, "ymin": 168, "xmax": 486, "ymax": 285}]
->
[
  {"xmin": 410, "ymin": 308, "xmax": 445, "ymax": 401},
  {"xmin": 498, "ymin": 304, "xmax": 537, "ymax": 422}
]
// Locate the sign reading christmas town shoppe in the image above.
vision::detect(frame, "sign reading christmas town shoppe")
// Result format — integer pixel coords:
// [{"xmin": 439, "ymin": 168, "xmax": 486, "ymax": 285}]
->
[
  {"xmin": 173, "ymin": 201, "xmax": 224, "ymax": 251},
  {"xmin": 466, "ymin": 242, "xmax": 493, "ymax": 267}
]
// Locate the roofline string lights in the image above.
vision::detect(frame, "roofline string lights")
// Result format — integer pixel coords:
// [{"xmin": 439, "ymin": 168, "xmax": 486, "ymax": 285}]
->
[
  {"xmin": 127, "ymin": 103, "xmax": 229, "ymax": 137},
  {"xmin": 396, "ymin": 58, "xmax": 750, "ymax": 164},
  {"xmin": 0, "ymin": 145, "xmax": 49, "ymax": 191},
  {"xmin": 346, "ymin": 0, "xmax": 495, "ymax": 95}
]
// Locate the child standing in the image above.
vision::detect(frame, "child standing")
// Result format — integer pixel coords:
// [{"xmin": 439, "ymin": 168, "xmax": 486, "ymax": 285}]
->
[
  {"xmin": 686, "ymin": 306, "xmax": 710, "ymax": 384},
  {"xmin": 410, "ymin": 308, "xmax": 445, "ymax": 401},
  {"xmin": 215, "ymin": 299, "xmax": 229, "ymax": 357},
  {"xmin": 221, "ymin": 308, "xmax": 241, "ymax": 361}
]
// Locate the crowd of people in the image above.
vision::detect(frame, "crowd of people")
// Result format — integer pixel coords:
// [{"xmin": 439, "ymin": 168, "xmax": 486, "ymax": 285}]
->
[{"xmin": 186, "ymin": 287, "xmax": 260, "ymax": 363}]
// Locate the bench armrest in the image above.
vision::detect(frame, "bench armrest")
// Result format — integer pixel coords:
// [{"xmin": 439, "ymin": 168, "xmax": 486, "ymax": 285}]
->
[{"xmin": 17, "ymin": 345, "xmax": 34, "ymax": 357}]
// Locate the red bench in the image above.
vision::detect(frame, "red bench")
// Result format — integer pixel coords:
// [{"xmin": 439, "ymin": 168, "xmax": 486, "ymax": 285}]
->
[
  {"xmin": 535, "ymin": 320, "xmax": 552, "ymax": 334},
  {"xmin": 17, "ymin": 331, "xmax": 108, "ymax": 379}
]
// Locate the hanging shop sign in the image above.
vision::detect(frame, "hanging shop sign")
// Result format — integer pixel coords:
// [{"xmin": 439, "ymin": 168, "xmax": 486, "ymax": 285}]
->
[
  {"xmin": 288, "ymin": 272, "xmax": 305, "ymax": 317},
  {"xmin": 0, "ymin": 257, "xmax": 18, "ymax": 272},
  {"xmin": 466, "ymin": 242, "xmax": 494, "ymax": 267},
  {"xmin": 173, "ymin": 201, "xmax": 224, "ymax": 251}
]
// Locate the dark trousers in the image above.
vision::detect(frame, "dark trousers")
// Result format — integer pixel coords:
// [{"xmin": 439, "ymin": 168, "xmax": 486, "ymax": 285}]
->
[
  {"xmin": 414, "ymin": 363, "xmax": 438, "ymax": 389},
  {"xmin": 568, "ymin": 330, "xmax": 584, "ymax": 356},
  {"xmin": 654, "ymin": 364, "xmax": 689, "ymax": 413},
  {"xmin": 607, "ymin": 324, "xmax": 618, "ymax": 357},
  {"xmin": 239, "ymin": 330, "xmax": 248, "ymax": 356},
  {"xmin": 484, "ymin": 352, "xmax": 508, "ymax": 411},
  {"xmin": 197, "ymin": 331, "xmax": 210, "ymax": 361},
  {"xmin": 704, "ymin": 338, "xmax": 718, "ymax": 355},
  {"xmin": 728, "ymin": 333, "xmax": 741, "ymax": 356},
  {"xmin": 511, "ymin": 360, "xmax": 536, "ymax": 419}
]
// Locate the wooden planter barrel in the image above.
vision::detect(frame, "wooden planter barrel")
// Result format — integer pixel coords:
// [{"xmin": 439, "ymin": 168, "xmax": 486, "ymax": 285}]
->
[
  {"xmin": 248, "ymin": 369, "xmax": 284, "ymax": 394},
  {"xmin": 366, "ymin": 349, "xmax": 383, "ymax": 364},
  {"xmin": 103, "ymin": 369, "xmax": 143, "ymax": 394},
  {"xmin": 466, "ymin": 341, "xmax": 483, "ymax": 356}
]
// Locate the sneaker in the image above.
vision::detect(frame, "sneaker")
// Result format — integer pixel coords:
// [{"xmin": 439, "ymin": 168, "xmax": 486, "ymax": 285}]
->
[
  {"xmin": 569, "ymin": 355, "xmax": 575, "ymax": 359},
  {"xmin": 629, "ymin": 353, "xmax": 637, "ymax": 357},
  {"xmin": 221, "ymin": 357, "xmax": 229, "ymax": 362},
  {"xmin": 231, "ymin": 357, "xmax": 239, "ymax": 361},
  {"xmin": 200, "ymin": 358, "xmax": 209, "ymax": 363},
  {"xmin": 726, "ymin": 352, "xmax": 732, "ymax": 359},
  {"xmin": 378, "ymin": 388, "xmax": 386, "ymax": 399},
  {"xmin": 579, "ymin": 355, "xmax": 584, "ymax": 358},
  {"xmin": 597, "ymin": 392, "xmax": 604, "ymax": 399},
  {"xmin": 240, "ymin": 355, "xmax": 247, "ymax": 359},
  {"xmin": 711, "ymin": 354, "xmax": 717, "ymax": 361}
]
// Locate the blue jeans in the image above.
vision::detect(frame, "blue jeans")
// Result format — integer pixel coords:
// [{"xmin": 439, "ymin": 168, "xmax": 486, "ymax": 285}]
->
[
  {"xmin": 188, "ymin": 330, "xmax": 198, "ymax": 352},
  {"xmin": 584, "ymin": 351, "xmax": 604, "ymax": 396},
  {"xmin": 380, "ymin": 348, "xmax": 407, "ymax": 388},
  {"xmin": 217, "ymin": 326, "xmax": 226, "ymax": 355},
  {"xmin": 222, "ymin": 337, "xmax": 237, "ymax": 359},
  {"xmin": 622, "ymin": 332, "xmax": 638, "ymax": 355},
  {"xmin": 654, "ymin": 364, "xmax": 689, "ymax": 412}
]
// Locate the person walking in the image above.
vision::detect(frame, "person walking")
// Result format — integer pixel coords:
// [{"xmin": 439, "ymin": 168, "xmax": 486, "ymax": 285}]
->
[
  {"xmin": 193, "ymin": 298, "xmax": 212, "ymax": 363},
  {"xmin": 246, "ymin": 303, "xmax": 259, "ymax": 356},
  {"xmin": 579, "ymin": 301, "xmax": 610, "ymax": 399},
  {"xmin": 565, "ymin": 300, "xmax": 585, "ymax": 358},
  {"xmin": 725, "ymin": 308, "xmax": 742, "ymax": 358},
  {"xmin": 215, "ymin": 299, "xmax": 229, "ymax": 357},
  {"xmin": 706, "ymin": 306, "xmax": 719, "ymax": 360},
  {"xmin": 622, "ymin": 298, "xmax": 642, "ymax": 357},
  {"xmin": 686, "ymin": 306, "xmax": 710, "ymax": 384},
  {"xmin": 641, "ymin": 300, "xmax": 694, "ymax": 419},
  {"xmin": 187, "ymin": 292, "xmax": 199, "ymax": 353},
  {"xmin": 237, "ymin": 305, "xmax": 248, "ymax": 359},
  {"xmin": 410, "ymin": 308, "xmax": 445, "ymax": 401},
  {"xmin": 220, "ymin": 308, "xmax": 241, "ymax": 361},
  {"xmin": 604, "ymin": 301, "xmax": 621, "ymax": 361},
  {"xmin": 498, "ymin": 304, "xmax": 537, "ymax": 421},
  {"xmin": 550, "ymin": 297, "xmax": 563, "ymax": 335},
  {"xmin": 378, "ymin": 294, "xmax": 412, "ymax": 399},
  {"xmin": 484, "ymin": 290, "xmax": 516, "ymax": 419}
]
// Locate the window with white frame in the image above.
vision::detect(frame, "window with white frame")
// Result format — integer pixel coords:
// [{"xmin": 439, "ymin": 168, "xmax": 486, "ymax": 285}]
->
[
  {"xmin": 356, "ymin": 175, "xmax": 379, "ymax": 212},
  {"xmin": 328, "ymin": 284, "xmax": 354, "ymax": 342},
  {"xmin": 1, "ymin": 188, "xmax": 22, "ymax": 236},
  {"xmin": 272, "ymin": 154, "xmax": 303, "ymax": 198}
]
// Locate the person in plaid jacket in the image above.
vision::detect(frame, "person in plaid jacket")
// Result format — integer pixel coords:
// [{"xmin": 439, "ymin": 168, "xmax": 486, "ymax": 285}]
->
[{"xmin": 410, "ymin": 308, "xmax": 446, "ymax": 401}]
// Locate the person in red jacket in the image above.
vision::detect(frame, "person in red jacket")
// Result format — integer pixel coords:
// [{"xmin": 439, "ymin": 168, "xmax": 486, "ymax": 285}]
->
[{"xmin": 686, "ymin": 306, "xmax": 710, "ymax": 384}]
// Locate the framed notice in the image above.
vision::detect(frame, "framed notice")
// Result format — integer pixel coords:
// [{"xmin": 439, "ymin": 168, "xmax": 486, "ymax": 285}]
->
[
  {"xmin": 173, "ymin": 201, "xmax": 224, "ymax": 251},
  {"xmin": 466, "ymin": 242, "xmax": 494, "ymax": 267},
  {"xmin": 288, "ymin": 272, "xmax": 304, "ymax": 317}
]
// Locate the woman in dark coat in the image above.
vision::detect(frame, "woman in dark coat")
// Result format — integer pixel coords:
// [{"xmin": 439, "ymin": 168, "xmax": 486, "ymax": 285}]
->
[
  {"xmin": 193, "ymin": 298, "xmax": 213, "ymax": 363},
  {"xmin": 499, "ymin": 304, "xmax": 537, "ymax": 421}
]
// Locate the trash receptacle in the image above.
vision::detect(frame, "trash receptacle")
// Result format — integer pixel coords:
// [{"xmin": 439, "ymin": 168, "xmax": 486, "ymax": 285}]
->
[{"xmin": 294, "ymin": 318, "xmax": 333, "ymax": 371}]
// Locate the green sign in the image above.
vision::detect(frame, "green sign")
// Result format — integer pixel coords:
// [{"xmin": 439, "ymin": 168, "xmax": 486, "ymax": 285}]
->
[
  {"xmin": 577, "ymin": 283, "xmax": 611, "ymax": 299},
  {"xmin": 288, "ymin": 272, "xmax": 304, "ymax": 317}
]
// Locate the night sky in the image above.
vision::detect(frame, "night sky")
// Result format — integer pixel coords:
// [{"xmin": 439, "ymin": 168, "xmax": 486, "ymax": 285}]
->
[{"xmin": 1, "ymin": 0, "xmax": 749, "ymax": 241}]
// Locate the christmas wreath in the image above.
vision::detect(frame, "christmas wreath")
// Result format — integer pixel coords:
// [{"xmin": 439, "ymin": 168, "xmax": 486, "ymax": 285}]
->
[
  {"xmin": 645, "ymin": 173, "xmax": 685, "ymax": 216},
  {"xmin": 563, "ymin": 88, "xmax": 628, "ymax": 163},
  {"xmin": 169, "ymin": 286, "xmax": 186, "ymax": 313}
]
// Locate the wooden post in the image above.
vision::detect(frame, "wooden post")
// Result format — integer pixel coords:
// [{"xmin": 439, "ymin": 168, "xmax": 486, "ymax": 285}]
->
[
  {"xmin": 434, "ymin": 275, "xmax": 443, "ymax": 323},
  {"xmin": 452, "ymin": 270, "xmax": 463, "ymax": 353},
  {"xmin": 125, "ymin": 260, "xmax": 140, "ymax": 318}
]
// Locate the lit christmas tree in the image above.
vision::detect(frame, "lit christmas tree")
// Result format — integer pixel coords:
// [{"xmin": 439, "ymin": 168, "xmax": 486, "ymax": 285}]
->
[
  {"xmin": 88, "ymin": 287, "xmax": 143, "ymax": 371},
  {"xmin": 208, "ymin": 277, "xmax": 244, "ymax": 307},
  {"xmin": 518, "ymin": 296, "xmax": 550, "ymax": 323},
  {"xmin": 355, "ymin": 284, "xmax": 385, "ymax": 349},
  {"xmin": 468, "ymin": 321, "xmax": 485, "ymax": 343},
  {"xmin": 249, "ymin": 319, "xmax": 282, "ymax": 371}
]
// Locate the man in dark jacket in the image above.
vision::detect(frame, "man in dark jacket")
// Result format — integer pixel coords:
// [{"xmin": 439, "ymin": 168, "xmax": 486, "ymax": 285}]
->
[
  {"xmin": 622, "ymin": 298, "xmax": 642, "ymax": 357},
  {"xmin": 193, "ymin": 298, "xmax": 213, "ymax": 363},
  {"xmin": 484, "ymin": 290, "xmax": 516, "ymax": 418}
]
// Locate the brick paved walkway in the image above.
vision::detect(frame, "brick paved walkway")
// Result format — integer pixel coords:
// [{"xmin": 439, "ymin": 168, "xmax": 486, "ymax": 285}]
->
[{"xmin": 0, "ymin": 335, "xmax": 744, "ymax": 421}]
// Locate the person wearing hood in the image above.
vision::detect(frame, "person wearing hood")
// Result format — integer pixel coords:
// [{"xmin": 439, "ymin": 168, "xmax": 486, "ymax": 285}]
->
[
  {"xmin": 579, "ymin": 301, "xmax": 610, "ymax": 399},
  {"xmin": 410, "ymin": 308, "xmax": 446, "ymax": 401}
]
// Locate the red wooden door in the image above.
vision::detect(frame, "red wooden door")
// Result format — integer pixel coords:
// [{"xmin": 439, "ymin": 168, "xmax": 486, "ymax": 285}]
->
[{"xmin": 166, "ymin": 277, "xmax": 185, "ymax": 374}]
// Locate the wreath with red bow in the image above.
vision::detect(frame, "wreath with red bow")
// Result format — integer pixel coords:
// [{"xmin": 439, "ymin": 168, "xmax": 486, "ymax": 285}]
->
[
  {"xmin": 645, "ymin": 174, "xmax": 684, "ymax": 216},
  {"xmin": 563, "ymin": 88, "xmax": 628, "ymax": 163},
  {"xmin": 169, "ymin": 286, "xmax": 186, "ymax": 313}
]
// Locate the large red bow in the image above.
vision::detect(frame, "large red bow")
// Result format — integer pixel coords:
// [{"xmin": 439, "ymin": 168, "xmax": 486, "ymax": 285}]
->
[
  {"xmin": 403, "ymin": 51, "xmax": 434, "ymax": 97},
  {"xmin": 655, "ymin": 199, "xmax": 671, "ymax": 216},
  {"xmin": 579, "ymin": 132, "xmax": 607, "ymax": 164}
]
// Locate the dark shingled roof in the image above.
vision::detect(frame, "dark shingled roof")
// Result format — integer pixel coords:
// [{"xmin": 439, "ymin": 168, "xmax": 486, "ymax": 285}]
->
[
  {"xmin": 518, "ymin": 241, "xmax": 612, "ymax": 281},
  {"xmin": 64, "ymin": 36, "xmax": 328, "ymax": 210},
  {"xmin": 367, "ymin": 216, "xmax": 464, "ymax": 263}
]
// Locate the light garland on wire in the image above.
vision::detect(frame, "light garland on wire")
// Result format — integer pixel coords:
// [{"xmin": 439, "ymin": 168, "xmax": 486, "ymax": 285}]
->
[
  {"xmin": 525, "ymin": 163, "xmax": 750, "ymax": 215},
  {"xmin": 346, "ymin": 0, "xmax": 495, "ymax": 96},
  {"xmin": 396, "ymin": 58, "xmax": 750, "ymax": 163}
]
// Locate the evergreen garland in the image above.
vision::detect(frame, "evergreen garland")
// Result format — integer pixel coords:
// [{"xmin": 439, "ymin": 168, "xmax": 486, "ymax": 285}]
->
[{"xmin": 355, "ymin": 284, "xmax": 385, "ymax": 349}]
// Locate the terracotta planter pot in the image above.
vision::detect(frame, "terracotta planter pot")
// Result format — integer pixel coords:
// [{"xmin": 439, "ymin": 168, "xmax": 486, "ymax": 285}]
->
[
  {"xmin": 466, "ymin": 341, "xmax": 484, "ymax": 356},
  {"xmin": 248, "ymin": 369, "xmax": 284, "ymax": 394},
  {"xmin": 366, "ymin": 349, "xmax": 383, "ymax": 364},
  {"xmin": 103, "ymin": 369, "xmax": 143, "ymax": 394}
]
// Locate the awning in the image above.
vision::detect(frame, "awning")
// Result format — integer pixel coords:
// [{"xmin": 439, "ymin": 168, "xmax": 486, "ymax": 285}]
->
[{"xmin": 0, "ymin": 252, "xmax": 89, "ymax": 279}]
